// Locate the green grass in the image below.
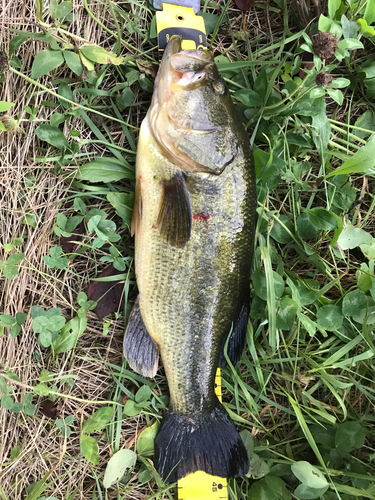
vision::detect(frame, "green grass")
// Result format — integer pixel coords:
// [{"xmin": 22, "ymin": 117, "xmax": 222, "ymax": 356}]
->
[{"xmin": 1, "ymin": 0, "xmax": 375, "ymax": 499}]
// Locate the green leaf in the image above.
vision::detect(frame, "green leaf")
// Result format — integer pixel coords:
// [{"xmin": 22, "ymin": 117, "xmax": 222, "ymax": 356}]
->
[
  {"xmin": 1, "ymin": 395, "xmax": 15, "ymax": 410},
  {"xmin": 64, "ymin": 50, "xmax": 83, "ymax": 76},
  {"xmin": 123, "ymin": 400, "xmax": 143, "ymax": 417},
  {"xmin": 252, "ymin": 269, "xmax": 285, "ymax": 301},
  {"xmin": 330, "ymin": 78, "xmax": 350, "ymax": 88},
  {"xmin": 246, "ymin": 454, "xmax": 271, "ymax": 480},
  {"xmin": 328, "ymin": 0, "xmax": 341, "ymax": 19},
  {"xmin": 353, "ymin": 110, "xmax": 375, "ymax": 139},
  {"xmin": 0, "ymin": 314, "xmax": 16, "ymax": 327},
  {"xmin": 306, "ymin": 209, "xmax": 337, "ymax": 231},
  {"xmin": 55, "ymin": 0, "xmax": 73, "ymax": 19},
  {"xmin": 58, "ymin": 83, "xmax": 74, "ymax": 110},
  {"xmin": 342, "ymin": 290, "xmax": 368, "ymax": 317},
  {"xmin": 35, "ymin": 124, "xmax": 69, "ymax": 150},
  {"xmin": 364, "ymin": 0, "xmax": 375, "ymax": 25},
  {"xmin": 248, "ymin": 475, "xmax": 291, "ymax": 500},
  {"xmin": 233, "ymin": 88, "xmax": 261, "ymax": 107},
  {"xmin": 294, "ymin": 484, "xmax": 329, "ymax": 499},
  {"xmin": 291, "ymin": 461, "xmax": 328, "ymax": 488},
  {"xmin": 318, "ymin": 14, "xmax": 332, "ymax": 32},
  {"xmin": 337, "ymin": 225, "xmax": 372, "ymax": 250},
  {"xmin": 107, "ymin": 192, "xmax": 134, "ymax": 224},
  {"xmin": 80, "ymin": 44, "xmax": 124, "ymax": 65},
  {"xmin": 10, "ymin": 324, "xmax": 21, "ymax": 337},
  {"xmin": 16, "ymin": 312, "xmax": 27, "ymax": 325},
  {"xmin": 312, "ymin": 111, "xmax": 331, "ymax": 151},
  {"xmin": 77, "ymin": 157, "xmax": 134, "ymax": 182},
  {"xmin": 31, "ymin": 49, "xmax": 65, "ymax": 78},
  {"xmin": 240, "ymin": 429, "xmax": 254, "ymax": 458},
  {"xmin": 2, "ymin": 253, "xmax": 25, "ymax": 280},
  {"xmin": 82, "ymin": 406, "xmax": 115, "ymax": 434},
  {"xmin": 135, "ymin": 385, "xmax": 152, "ymax": 403},
  {"xmin": 326, "ymin": 88, "xmax": 343, "ymax": 105},
  {"xmin": 316, "ymin": 305, "xmax": 343, "ymax": 331},
  {"xmin": 103, "ymin": 449, "xmax": 137, "ymax": 489},
  {"xmin": 43, "ymin": 246, "xmax": 69, "ymax": 269},
  {"xmin": 116, "ymin": 88, "xmax": 134, "ymax": 111},
  {"xmin": 24, "ymin": 403, "xmax": 36, "ymax": 416},
  {"xmin": 309, "ymin": 88, "xmax": 325, "ymax": 99},
  {"xmin": 297, "ymin": 312, "xmax": 317, "ymax": 337},
  {"xmin": 0, "ymin": 101, "xmax": 15, "ymax": 112},
  {"xmin": 197, "ymin": 11, "xmax": 220, "ymax": 35},
  {"xmin": 80, "ymin": 434, "xmax": 99, "ymax": 465},
  {"xmin": 338, "ymin": 38, "xmax": 364, "ymax": 49},
  {"xmin": 297, "ymin": 212, "xmax": 321, "ymax": 240},
  {"xmin": 11, "ymin": 445, "xmax": 20, "ymax": 460},
  {"xmin": 276, "ymin": 297, "xmax": 299, "ymax": 330},
  {"xmin": 270, "ymin": 215, "xmax": 294, "ymax": 244},
  {"xmin": 52, "ymin": 314, "xmax": 87, "ymax": 354},
  {"xmin": 327, "ymin": 135, "xmax": 375, "ymax": 177},
  {"xmin": 33, "ymin": 383, "xmax": 50, "ymax": 397},
  {"xmin": 335, "ymin": 421, "xmax": 366, "ymax": 455},
  {"xmin": 137, "ymin": 421, "xmax": 159, "ymax": 454}
]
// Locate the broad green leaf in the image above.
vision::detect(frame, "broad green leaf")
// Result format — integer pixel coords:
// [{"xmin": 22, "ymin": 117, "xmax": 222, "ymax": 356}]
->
[
  {"xmin": 52, "ymin": 314, "xmax": 87, "ymax": 354},
  {"xmin": 276, "ymin": 297, "xmax": 299, "ymax": 330},
  {"xmin": 330, "ymin": 78, "xmax": 350, "ymax": 88},
  {"xmin": 11, "ymin": 445, "xmax": 20, "ymax": 460},
  {"xmin": 63, "ymin": 50, "xmax": 83, "ymax": 76},
  {"xmin": 360, "ymin": 241, "xmax": 375, "ymax": 260},
  {"xmin": 103, "ymin": 449, "xmax": 137, "ymax": 489},
  {"xmin": 2, "ymin": 253, "xmax": 25, "ymax": 280},
  {"xmin": 294, "ymin": 484, "xmax": 329, "ymax": 499},
  {"xmin": 337, "ymin": 38, "xmax": 364, "ymax": 50},
  {"xmin": 16, "ymin": 312, "xmax": 27, "ymax": 325},
  {"xmin": 35, "ymin": 124, "xmax": 69, "ymax": 150},
  {"xmin": 137, "ymin": 421, "xmax": 159, "ymax": 454},
  {"xmin": 306, "ymin": 209, "xmax": 337, "ymax": 231},
  {"xmin": 240, "ymin": 429, "xmax": 254, "ymax": 458},
  {"xmin": 1, "ymin": 395, "xmax": 15, "ymax": 410},
  {"xmin": 82, "ymin": 406, "xmax": 115, "ymax": 434},
  {"xmin": 328, "ymin": 0, "xmax": 340, "ymax": 19},
  {"xmin": 326, "ymin": 88, "xmax": 343, "ymax": 105},
  {"xmin": 55, "ymin": 1, "xmax": 73, "ymax": 19},
  {"xmin": 80, "ymin": 44, "xmax": 124, "ymax": 65},
  {"xmin": 0, "ymin": 315, "xmax": 16, "ymax": 327},
  {"xmin": 135, "ymin": 385, "xmax": 152, "ymax": 403},
  {"xmin": 123, "ymin": 400, "xmax": 144, "ymax": 417},
  {"xmin": 107, "ymin": 192, "xmax": 134, "ymax": 224},
  {"xmin": 297, "ymin": 212, "xmax": 321, "ymax": 240},
  {"xmin": 364, "ymin": 0, "xmax": 375, "ymax": 25},
  {"xmin": 312, "ymin": 111, "xmax": 331, "ymax": 151},
  {"xmin": 352, "ymin": 305, "xmax": 375, "ymax": 325},
  {"xmin": 335, "ymin": 421, "xmax": 366, "ymax": 455},
  {"xmin": 291, "ymin": 461, "xmax": 328, "ymax": 488},
  {"xmin": 316, "ymin": 305, "xmax": 343, "ymax": 331},
  {"xmin": 270, "ymin": 215, "xmax": 294, "ymax": 244},
  {"xmin": 33, "ymin": 383, "xmax": 50, "ymax": 397},
  {"xmin": 248, "ymin": 475, "xmax": 291, "ymax": 500},
  {"xmin": 77, "ymin": 157, "xmax": 134, "ymax": 182},
  {"xmin": 246, "ymin": 453, "xmax": 271, "ymax": 480},
  {"xmin": 318, "ymin": 14, "xmax": 332, "ymax": 32},
  {"xmin": 341, "ymin": 15, "xmax": 360, "ymax": 39},
  {"xmin": 0, "ymin": 101, "xmax": 15, "ymax": 112},
  {"xmin": 80, "ymin": 434, "xmax": 99, "ymax": 465},
  {"xmin": 342, "ymin": 290, "xmax": 368, "ymax": 317},
  {"xmin": 353, "ymin": 110, "xmax": 375, "ymax": 139},
  {"xmin": 337, "ymin": 225, "xmax": 372, "ymax": 250},
  {"xmin": 116, "ymin": 88, "xmax": 134, "ymax": 110},
  {"xmin": 197, "ymin": 11, "xmax": 220, "ymax": 34},
  {"xmin": 233, "ymin": 88, "xmax": 261, "ymax": 107},
  {"xmin": 31, "ymin": 49, "xmax": 64, "ymax": 78},
  {"xmin": 252, "ymin": 269, "xmax": 285, "ymax": 301},
  {"xmin": 58, "ymin": 83, "xmax": 74, "ymax": 110},
  {"xmin": 309, "ymin": 88, "xmax": 325, "ymax": 99}
]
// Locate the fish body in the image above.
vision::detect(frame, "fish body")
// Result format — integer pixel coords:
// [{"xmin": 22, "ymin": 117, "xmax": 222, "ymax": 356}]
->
[{"xmin": 124, "ymin": 36, "xmax": 256, "ymax": 482}]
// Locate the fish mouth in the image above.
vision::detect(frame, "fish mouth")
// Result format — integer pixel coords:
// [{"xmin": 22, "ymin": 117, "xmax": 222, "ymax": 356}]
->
[{"xmin": 154, "ymin": 36, "xmax": 213, "ymax": 108}]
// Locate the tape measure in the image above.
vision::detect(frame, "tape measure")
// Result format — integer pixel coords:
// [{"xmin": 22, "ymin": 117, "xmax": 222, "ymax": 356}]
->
[{"xmin": 153, "ymin": 4, "xmax": 229, "ymax": 497}]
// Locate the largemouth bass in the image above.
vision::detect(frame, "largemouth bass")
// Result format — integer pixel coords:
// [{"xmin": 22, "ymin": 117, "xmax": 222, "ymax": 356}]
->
[{"xmin": 124, "ymin": 36, "xmax": 256, "ymax": 483}]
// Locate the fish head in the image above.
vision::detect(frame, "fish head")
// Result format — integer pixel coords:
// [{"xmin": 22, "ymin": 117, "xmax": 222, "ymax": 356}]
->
[{"xmin": 149, "ymin": 36, "xmax": 244, "ymax": 174}]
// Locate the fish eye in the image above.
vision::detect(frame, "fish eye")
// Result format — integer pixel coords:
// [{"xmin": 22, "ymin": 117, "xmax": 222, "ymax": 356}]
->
[
  {"xmin": 213, "ymin": 80, "xmax": 225, "ymax": 95},
  {"xmin": 192, "ymin": 72, "xmax": 205, "ymax": 83}
]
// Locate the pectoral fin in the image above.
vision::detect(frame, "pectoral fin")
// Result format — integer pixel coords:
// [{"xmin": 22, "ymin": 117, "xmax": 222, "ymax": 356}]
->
[
  {"xmin": 157, "ymin": 171, "xmax": 192, "ymax": 248},
  {"xmin": 124, "ymin": 296, "xmax": 159, "ymax": 378}
]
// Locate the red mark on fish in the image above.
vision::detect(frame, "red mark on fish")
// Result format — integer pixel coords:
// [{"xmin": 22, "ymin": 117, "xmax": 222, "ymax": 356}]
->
[{"xmin": 193, "ymin": 212, "xmax": 210, "ymax": 222}]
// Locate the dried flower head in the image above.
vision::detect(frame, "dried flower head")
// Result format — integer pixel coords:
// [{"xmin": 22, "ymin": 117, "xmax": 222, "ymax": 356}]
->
[
  {"xmin": 312, "ymin": 33, "xmax": 339, "ymax": 60},
  {"xmin": 315, "ymin": 71, "xmax": 334, "ymax": 87},
  {"xmin": 0, "ymin": 115, "xmax": 21, "ymax": 133}
]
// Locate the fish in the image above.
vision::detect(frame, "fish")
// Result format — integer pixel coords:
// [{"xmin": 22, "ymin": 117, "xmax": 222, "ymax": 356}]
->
[{"xmin": 124, "ymin": 35, "xmax": 256, "ymax": 483}]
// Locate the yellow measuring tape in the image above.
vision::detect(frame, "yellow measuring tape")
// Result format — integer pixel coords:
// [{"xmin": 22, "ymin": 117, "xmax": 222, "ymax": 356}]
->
[{"xmin": 155, "ymin": 5, "xmax": 228, "ymax": 497}]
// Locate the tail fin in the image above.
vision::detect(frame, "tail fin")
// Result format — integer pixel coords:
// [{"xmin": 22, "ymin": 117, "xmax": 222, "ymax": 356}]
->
[{"xmin": 155, "ymin": 400, "xmax": 249, "ymax": 483}]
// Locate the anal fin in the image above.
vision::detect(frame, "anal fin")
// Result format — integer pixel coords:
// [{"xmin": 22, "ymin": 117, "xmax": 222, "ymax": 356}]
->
[
  {"xmin": 157, "ymin": 171, "xmax": 192, "ymax": 248},
  {"xmin": 124, "ymin": 296, "xmax": 159, "ymax": 378},
  {"xmin": 219, "ymin": 303, "xmax": 249, "ymax": 368}
]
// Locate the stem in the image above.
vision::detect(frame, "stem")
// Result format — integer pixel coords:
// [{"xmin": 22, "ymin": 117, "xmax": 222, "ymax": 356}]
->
[
  {"xmin": 330, "ymin": 123, "xmax": 367, "ymax": 145},
  {"xmin": 329, "ymin": 118, "xmax": 375, "ymax": 135},
  {"xmin": 9, "ymin": 67, "xmax": 138, "ymax": 130}
]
